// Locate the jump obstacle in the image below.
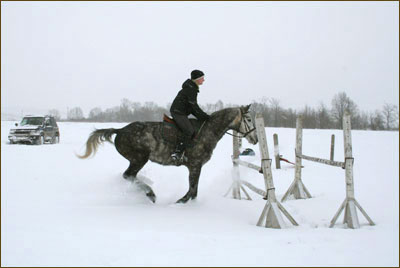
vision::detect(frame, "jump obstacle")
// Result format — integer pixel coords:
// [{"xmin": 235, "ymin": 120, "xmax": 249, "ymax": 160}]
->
[
  {"xmin": 225, "ymin": 111, "xmax": 374, "ymax": 229},
  {"xmin": 225, "ymin": 114, "xmax": 298, "ymax": 229},
  {"xmin": 281, "ymin": 111, "xmax": 375, "ymax": 229}
]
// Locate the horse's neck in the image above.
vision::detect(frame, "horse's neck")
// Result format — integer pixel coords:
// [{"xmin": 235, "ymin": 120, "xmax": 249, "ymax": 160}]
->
[{"xmin": 202, "ymin": 109, "xmax": 238, "ymax": 142}]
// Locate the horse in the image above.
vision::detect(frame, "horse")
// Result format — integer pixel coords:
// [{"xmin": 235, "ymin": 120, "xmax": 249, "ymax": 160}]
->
[{"xmin": 77, "ymin": 105, "xmax": 258, "ymax": 203}]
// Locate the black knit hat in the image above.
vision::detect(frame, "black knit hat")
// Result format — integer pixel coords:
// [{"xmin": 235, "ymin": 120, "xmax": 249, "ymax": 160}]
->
[{"xmin": 191, "ymin": 70, "xmax": 204, "ymax": 80}]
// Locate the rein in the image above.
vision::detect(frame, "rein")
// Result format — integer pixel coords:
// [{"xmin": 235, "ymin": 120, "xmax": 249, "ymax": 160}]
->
[
  {"xmin": 194, "ymin": 108, "xmax": 256, "ymax": 139},
  {"xmin": 225, "ymin": 128, "xmax": 256, "ymax": 138},
  {"xmin": 194, "ymin": 120, "xmax": 207, "ymax": 139}
]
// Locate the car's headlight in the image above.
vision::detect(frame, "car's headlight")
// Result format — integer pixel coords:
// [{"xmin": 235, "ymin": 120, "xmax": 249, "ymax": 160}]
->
[{"xmin": 9, "ymin": 129, "xmax": 16, "ymax": 134}]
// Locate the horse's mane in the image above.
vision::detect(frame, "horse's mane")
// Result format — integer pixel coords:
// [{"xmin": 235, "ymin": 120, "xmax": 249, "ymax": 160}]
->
[
  {"xmin": 187, "ymin": 107, "xmax": 240, "ymax": 132},
  {"xmin": 210, "ymin": 107, "xmax": 239, "ymax": 119}
]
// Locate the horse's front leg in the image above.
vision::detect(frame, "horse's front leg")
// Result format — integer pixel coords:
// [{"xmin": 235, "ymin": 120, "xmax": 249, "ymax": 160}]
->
[{"xmin": 176, "ymin": 165, "xmax": 202, "ymax": 203}]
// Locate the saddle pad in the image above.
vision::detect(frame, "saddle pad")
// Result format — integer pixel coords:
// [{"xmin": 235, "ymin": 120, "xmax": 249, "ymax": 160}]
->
[
  {"xmin": 161, "ymin": 121, "xmax": 180, "ymax": 145},
  {"xmin": 160, "ymin": 121, "xmax": 198, "ymax": 148}
]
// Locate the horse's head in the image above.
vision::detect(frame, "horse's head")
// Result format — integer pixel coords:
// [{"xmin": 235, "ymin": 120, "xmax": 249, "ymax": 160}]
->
[{"xmin": 230, "ymin": 104, "xmax": 258, "ymax": 145}]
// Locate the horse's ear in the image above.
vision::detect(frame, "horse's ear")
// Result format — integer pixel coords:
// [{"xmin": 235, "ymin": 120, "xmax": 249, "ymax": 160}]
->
[{"xmin": 242, "ymin": 104, "xmax": 251, "ymax": 113}]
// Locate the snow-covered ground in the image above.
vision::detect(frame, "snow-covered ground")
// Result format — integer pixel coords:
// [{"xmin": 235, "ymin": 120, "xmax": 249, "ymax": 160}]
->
[{"xmin": 1, "ymin": 121, "xmax": 399, "ymax": 267}]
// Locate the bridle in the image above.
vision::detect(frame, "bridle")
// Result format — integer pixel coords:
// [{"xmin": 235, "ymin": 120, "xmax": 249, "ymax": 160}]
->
[{"xmin": 225, "ymin": 110, "xmax": 256, "ymax": 138}]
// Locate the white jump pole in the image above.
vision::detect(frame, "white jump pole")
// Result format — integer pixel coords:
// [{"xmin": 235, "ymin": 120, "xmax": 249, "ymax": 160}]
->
[
  {"xmin": 255, "ymin": 114, "xmax": 298, "ymax": 228},
  {"xmin": 329, "ymin": 111, "xmax": 375, "ymax": 228},
  {"xmin": 281, "ymin": 116, "xmax": 312, "ymax": 202}
]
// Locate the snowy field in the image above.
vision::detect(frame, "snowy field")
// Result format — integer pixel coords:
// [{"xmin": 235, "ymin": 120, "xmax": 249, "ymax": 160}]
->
[{"xmin": 1, "ymin": 120, "xmax": 399, "ymax": 267}]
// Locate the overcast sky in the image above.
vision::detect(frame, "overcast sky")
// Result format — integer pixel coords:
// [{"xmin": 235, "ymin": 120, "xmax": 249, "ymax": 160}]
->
[{"xmin": 1, "ymin": 1, "xmax": 399, "ymax": 117}]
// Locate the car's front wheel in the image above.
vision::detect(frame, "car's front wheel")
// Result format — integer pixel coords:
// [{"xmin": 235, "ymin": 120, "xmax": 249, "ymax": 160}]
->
[
  {"xmin": 35, "ymin": 135, "xmax": 45, "ymax": 145},
  {"xmin": 52, "ymin": 135, "xmax": 60, "ymax": 144}
]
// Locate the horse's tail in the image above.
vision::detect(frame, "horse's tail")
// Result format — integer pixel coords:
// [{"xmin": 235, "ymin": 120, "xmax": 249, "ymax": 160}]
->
[{"xmin": 77, "ymin": 128, "xmax": 119, "ymax": 159}]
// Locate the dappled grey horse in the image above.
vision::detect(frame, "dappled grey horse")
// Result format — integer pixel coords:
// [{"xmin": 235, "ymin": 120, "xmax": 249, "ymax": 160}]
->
[{"xmin": 78, "ymin": 105, "xmax": 258, "ymax": 203}]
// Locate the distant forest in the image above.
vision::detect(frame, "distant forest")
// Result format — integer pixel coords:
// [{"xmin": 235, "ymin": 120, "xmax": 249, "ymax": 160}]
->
[{"xmin": 49, "ymin": 92, "xmax": 399, "ymax": 131}]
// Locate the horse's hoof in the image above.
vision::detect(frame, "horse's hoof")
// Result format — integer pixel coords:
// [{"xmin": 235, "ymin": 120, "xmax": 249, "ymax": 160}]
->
[
  {"xmin": 146, "ymin": 192, "xmax": 156, "ymax": 203},
  {"xmin": 176, "ymin": 195, "xmax": 196, "ymax": 204},
  {"xmin": 176, "ymin": 197, "xmax": 189, "ymax": 204}
]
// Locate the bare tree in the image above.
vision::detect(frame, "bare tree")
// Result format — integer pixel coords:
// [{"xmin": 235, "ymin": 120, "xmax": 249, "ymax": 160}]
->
[
  {"xmin": 103, "ymin": 106, "xmax": 120, "ymax": 122},
  {"xmin": 204, "ymin": 103, "xmax": 215, "ymax": 113},
  {"xmin": 382, "ymin": 103, "xmax": 399, "ymax": 130},
  {"xmin": 353, "ymin": 111, "xmax": 369, "ymax": 130},
  {"xmin": 203, "ymin": 100, "xmax": 224, "ymax": 114},
  {"xmin": 250, "ymin": 97, "xmax": 271, "ymax": 125},
  {"xmin": 67, "ymin": 107, "xmax": 84, "ymax": 120},
  {"xmin": 300, "ymin": 105, "xmax": 317, "ymax": 129},
  {"xmin": 215, "ymin": 100, "xmax": 224, "ymax": 111},
  {"xmin": 119, "ymin": 98, "xmax": 134, "ymax": 122},
  {"xmin": 143, "ymin": 102, "xmax": 159, "ymax": 121},
  {"xmin": 281, "ymin": 108, "xmax": 297, "ymax": 128},
  {"xmin": 369, "ymin": 110, "xmax": 385, "ymax": 130},
  {"xmin": 269, "ymin": 98, "xmax": 282, "ymax": 127},
  {"xmin": 316, "ymin": 102, "xmax": 331, "ymax": 129},
  {"xmin": 331, "ymin": 92, "xmax": 358, "ymax": 129},
  {"xmin": 88, "ymin": 107, "xmax": 103, "ymax": 121},
  {"xmin": 48, "ymin": 109, "xmax": 61, "ymax": 120}
]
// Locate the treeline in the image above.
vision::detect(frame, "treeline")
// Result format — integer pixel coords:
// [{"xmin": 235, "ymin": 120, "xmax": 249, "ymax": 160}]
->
[
  {"xmin": 249, "ymin": 92, "xmax": 399, "ymax": 131},
  {"xmin": 49, "ymin": 92, "xmax": 399, "ymax": 131}
]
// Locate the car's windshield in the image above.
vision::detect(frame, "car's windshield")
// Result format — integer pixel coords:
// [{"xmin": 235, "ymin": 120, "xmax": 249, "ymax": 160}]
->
[{"xmin": 20, "ymin": 117, "xmax": 44, "ymax": 126}]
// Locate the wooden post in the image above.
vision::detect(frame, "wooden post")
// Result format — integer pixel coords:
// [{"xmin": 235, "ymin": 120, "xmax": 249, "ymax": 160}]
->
[
  {"xmin": 232, "ymin": 132, "xmax": 241, "ymax": 199},
  {"xmin": 255, "ymin": 114, "xmax": 298, "ymax": 228},
  {"xmin": 224, "ymin": 131, "xmax": 251, "ymax": 200},
  {"xmin": 329, "ymin": 111, "xmax": 375, "ymax": 228},
  {"xmin": 273, "ymin": 134, "xmax": 281, "ymax": 169},
  {"xmin": 281, "ymin": 116, "xmax": 312, "ymax": 202},
  {"xmin": 330, "ymin": 134, "xmax": 335, "ymax": 161}
]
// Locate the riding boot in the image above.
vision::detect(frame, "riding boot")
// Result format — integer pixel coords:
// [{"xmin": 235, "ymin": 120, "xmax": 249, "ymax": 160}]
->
[{"xmin": 171, "ymin": 136, "xmax": 190, "ymax": 161}]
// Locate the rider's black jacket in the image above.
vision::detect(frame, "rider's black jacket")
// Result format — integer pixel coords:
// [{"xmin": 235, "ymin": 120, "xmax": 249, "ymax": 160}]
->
[{"xmin": 170, "ymin": 79, "xmax": 210, "ymax": 121}]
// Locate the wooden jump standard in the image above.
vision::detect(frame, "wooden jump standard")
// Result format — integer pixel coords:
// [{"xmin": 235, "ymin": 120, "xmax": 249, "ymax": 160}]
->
[
  {"xmin": 226, "ymin": 114, "xmax": 298, "ymax": 228},
  {"xmin": 281, "ymin": 111, "xmax": 375, "ymax": 229}
]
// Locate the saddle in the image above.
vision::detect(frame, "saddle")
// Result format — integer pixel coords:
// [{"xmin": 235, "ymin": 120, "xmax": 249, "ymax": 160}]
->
[
  {"xmin": 163, "ymin": 114, "xmax": 176, "ymax": 126},
  {"xmin": 161, "ymin": 114, "xmax": 202, "ymax": 147}
]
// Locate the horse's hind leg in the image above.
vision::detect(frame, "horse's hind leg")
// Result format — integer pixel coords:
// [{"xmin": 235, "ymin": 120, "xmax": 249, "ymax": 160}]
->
[
  {"xmin": 123, "ymin": 155, "xmax": 156, "ymax": 203},
  {"xmin": 123, "ymin": 160, "xmax": 147, "ymax": 180},
  {"xmin": 134, "ymin": 180, "xmax": 156, "ymax": 203}
]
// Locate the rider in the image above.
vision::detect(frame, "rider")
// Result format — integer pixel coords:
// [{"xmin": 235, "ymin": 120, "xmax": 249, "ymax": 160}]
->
[{"xmin": 170, "ymin": 70, "xmax": 210, "ymax": 161}]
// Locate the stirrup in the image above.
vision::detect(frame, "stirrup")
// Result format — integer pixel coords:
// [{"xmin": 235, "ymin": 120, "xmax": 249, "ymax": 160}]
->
[{"xmin": 171, "ymin": 151, "xmax": 187, "ymax": 162}]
